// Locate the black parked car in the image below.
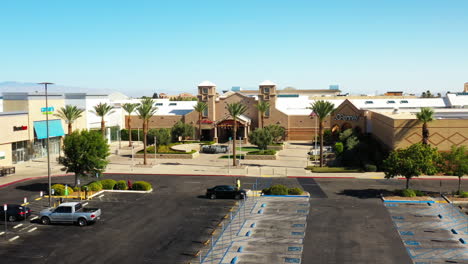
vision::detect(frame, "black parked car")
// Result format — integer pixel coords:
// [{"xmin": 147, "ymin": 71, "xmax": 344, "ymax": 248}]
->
[
  {"xmin": 206, "ymin": 185, "xmax": 247, "ymax": 200},
  {"xmin": 0, "ymin": 204, "xmax": 31, "ymax": 222}
]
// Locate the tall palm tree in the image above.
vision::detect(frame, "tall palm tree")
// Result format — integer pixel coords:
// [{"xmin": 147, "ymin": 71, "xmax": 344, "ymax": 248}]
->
[
  {"xmin": 227, "ymin": 102, "xmax": 248, "ymax": 166},
  {"xmin": 416, "ymin": 107, "xmax": 434, "ymax": 145},
  {"xmin": 136, "ymin": 99, "xmax": 158, "ymax": 165},
  {"xmin": 255, "ymin": 101, "xmax": 270, "ymax": 128},
  {"xmin": 122, "ymin": 103, "xmax": 139, "ymax": 147},
  {"xmin": 193, "ymin": 102, "xmax": 208, "ymax": 140},
  {"xmin": 54, "ymin": 105, "xmax": 84, "ymax": 135},
  {"xmin": 91, "ymin": 103, "xmax": 114, "ymax": 136},
  {"xmin": 308, "ymin": 100, "xmax": 335, "ymax": 167}
]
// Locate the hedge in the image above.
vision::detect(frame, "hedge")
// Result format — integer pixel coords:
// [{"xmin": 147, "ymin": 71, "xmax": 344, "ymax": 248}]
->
[
  {"xmin": 288, "ymin": 187, "xmax": 303, "ymax": 195},
  {"xmin": 132, "ymin": 181, "xmax": 152, "ymax": 191},
  {"xmin": 364, "ymin": 164, "xmax": 377, "ymax": 172},
  {"xmin": 87, "ymin": 181, "xmax": 103, "ymax": 192},
  {"xmin": 100, "ymin": 179, "xmax": 117, "ymax": 190},
  {"xmin": 247, "ymin": 149, "xmax": 276, "ymax": 155},
  {"xmin": 51, "ymin": 184, "xmax": 74, "ymax": 196},
  {"xmin": 115, "ymin": 180, "xmax": 128, "ymax": 190}
]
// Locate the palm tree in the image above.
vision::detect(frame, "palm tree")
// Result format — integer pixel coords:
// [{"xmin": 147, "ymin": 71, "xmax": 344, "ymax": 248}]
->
[
  {"xmin": 122, "ymin": 103, "xmax": 139, "ymax": 147},
  {"xmin": 255, "ymin": 101, "xmax": 270, "ymax": 128},
  {"xmin": 227, "ymin": 102, "xmax": 247, "ymax": 166},
  {"xmin": 308, "ymin": 100, "xmax": 335, "ymax": 167},
  {"xmin": 416, "ymin": 107, "xmax": 434, "ymax": 145},
  {"xmin": 91, "ymin": 103, "xmax": 114, "ymax": 136},
  {"xmin": 136, "ymin": 99, "xmax": 158, "ymax": 165},
  {"xmin": 193, "ymin": 102, "xmax": 208, "ymax": 140},
  {"xmin": 54, "ymin": 105, "xmax": 84, "ymax": 135}
]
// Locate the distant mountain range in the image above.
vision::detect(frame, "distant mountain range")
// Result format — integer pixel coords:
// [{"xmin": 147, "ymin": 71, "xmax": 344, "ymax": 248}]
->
[{"xmin": 0, "ymin": 81, "xmax": 116, "ymax": 95}]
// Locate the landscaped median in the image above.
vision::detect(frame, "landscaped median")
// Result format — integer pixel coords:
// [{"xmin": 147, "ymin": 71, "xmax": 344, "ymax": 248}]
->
[
  {"xmin": 260, "ymin": 184, "xmax": 310, "ymax": 197},
  {"xmin": 136, "ymin": 145, "xmax": 199, "ymax": 159},
  {"xmin": 244, "ymin": 149, "xmax": 278, "ymax": 160},
  {"xmin": 381, "ymin": 189, "xmax": 437, "ymax": 203},
  {"xmin": 47, "ymin": 179, "xmax": 153, "ymax": 199}
]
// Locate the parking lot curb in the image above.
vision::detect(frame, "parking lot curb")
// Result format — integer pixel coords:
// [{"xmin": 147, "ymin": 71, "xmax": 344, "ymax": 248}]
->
[{"xmin": 103, "ymin": 172, "xmax": 246, "ymax": 177}]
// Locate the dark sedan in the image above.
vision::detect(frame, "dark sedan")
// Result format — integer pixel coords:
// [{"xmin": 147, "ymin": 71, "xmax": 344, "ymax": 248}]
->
[
  {"xmin": 206, "ymin": 185, "xmax": 247, "ymax": 200},
  {"xmin": 0, "ymin": 204, "xmax": 31, "ymax": 222}
]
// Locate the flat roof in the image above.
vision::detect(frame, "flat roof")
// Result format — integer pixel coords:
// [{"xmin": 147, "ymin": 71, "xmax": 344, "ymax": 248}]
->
[{"xmin": 374, "ymin": 110, "xmax": 468, "ymax": 120}]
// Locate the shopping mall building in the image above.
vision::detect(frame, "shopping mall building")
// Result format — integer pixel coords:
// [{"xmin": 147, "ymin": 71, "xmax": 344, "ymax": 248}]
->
[
  {"xmin": 124, "ymin": 81, "xmax": 468, "ymax": 151},
  {"xmin": 1, "ymin": 81, "xmax": 467, "ymax": 167}
]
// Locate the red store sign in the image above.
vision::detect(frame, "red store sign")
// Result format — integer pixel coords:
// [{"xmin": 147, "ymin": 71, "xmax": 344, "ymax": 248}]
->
[{"xmin": 13, "ymin": 126, "xmax": 28, "ymax": 131}]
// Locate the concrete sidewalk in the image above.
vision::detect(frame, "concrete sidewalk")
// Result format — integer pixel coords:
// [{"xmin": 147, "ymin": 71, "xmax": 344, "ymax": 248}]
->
[{"xmin": 0, "ymin": 141, "xmax": 463, "ymax": 188}]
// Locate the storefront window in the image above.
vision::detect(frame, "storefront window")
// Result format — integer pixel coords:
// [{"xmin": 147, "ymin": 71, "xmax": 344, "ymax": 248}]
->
[
  {"xmin": 11, "ymin": 140, "xmax": 29, "ymax": 163},
  {"xmin": 33, "ymin": 137, "xmax": 61, "ymax": 159}
]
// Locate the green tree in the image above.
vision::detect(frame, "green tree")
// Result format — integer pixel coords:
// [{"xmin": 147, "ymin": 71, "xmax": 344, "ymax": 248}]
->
[
  {"xmin": 383, "ymin": 143, "xmax": 441, "ymax": 189},
  {"xmin": 264, "ymin": 125, "xmax": 285, "ymax": 143},
  {"xmin": 171, "ymin": 121, "xmax": 195, "ymax": 141},
  {"xmin": 334, "ymin": 142, "xmax": 344, "ymax": 155},
  {"xmin": 255, "ymin": 101, "xmax": 270, "ymax": 128},
  {"xmin": 147, "ymin": 128, "xmax": 171, "ymax": 146},
  {"xmin": 442, "ymin": 145, "xmax": 468, "ymax": 194},
  {"xmin": 416, "ymin": 107, "xmax": 434, "ymax": 145},
  {"xmin": 59, "ymin": 130, "xmax": 110, "ymax": 186},
  {"xmin": 136, "ymin": 99, "xmax": 158, "ymax": 165},
  {"xmin": 227, "ymin": 102, "xmax": 248, "ymax": 166},
  {"xmin": 122, "ymin": 103, "xmax": 139, "ymax": 147},
  {"xmin": 248, "ymin": 128, "xmax": 273, "ymax": 150},
  {"xmin": 91, "ymin": 102, "xmax": 114, "ymax": 136},
  {"xmin": 54, "ymin": 105, "xmax": 84, "ymax": 135},
  {"xmin": 308, "ymin": 100, "xmax": 335, "ymax": 167},
  {"xmin": 193, "ymin": 102, "xmax": 208, "ymax": 140}
]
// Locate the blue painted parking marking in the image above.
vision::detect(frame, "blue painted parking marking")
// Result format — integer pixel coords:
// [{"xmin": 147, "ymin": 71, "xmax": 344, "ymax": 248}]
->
[
  {"xmin": 386, "ymin": 204, "xmax": 398, "ymax": 207},
  {"xmin": 298, "ymin": 203, "xmax": 308, "ymax": 206},
  {"xmin": 392, "ymin": 216, "xmax": 404, "ymax": 220},
  {"xmin": 288, "ymin": 246, "xmax": 302, "ymax": 251},
  {"xmin": 285, "ymin": 257, "xmax": 301, "ymax": 263},
  {"xmin": 404, "ymin": 240, "xmax": 420, "ymax": 246},
  {"xmin": 291, "ymin": 232, "xmax": 304, "ymax": 236},
  {"xmin": 400, "ymin": 231, "xmax": 414, "ymax": 236},
  {"xmin": 292, "ymin": 224, "xmax": 305, "ymax": 228},
  {"xmin": 297, "ymin": 210, "xmax": 307, "ymax": 213}
]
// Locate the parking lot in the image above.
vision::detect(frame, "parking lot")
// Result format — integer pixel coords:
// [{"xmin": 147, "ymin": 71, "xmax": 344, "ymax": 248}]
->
[{"xmin": 1, "ymin": 174, "xmax": 468, "ymax": 264}]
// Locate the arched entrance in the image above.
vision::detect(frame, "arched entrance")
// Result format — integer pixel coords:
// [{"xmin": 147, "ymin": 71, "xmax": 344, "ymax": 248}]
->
[{"xmin": 341, "ymin": 123, "xmax": 352, "ymax": 131}]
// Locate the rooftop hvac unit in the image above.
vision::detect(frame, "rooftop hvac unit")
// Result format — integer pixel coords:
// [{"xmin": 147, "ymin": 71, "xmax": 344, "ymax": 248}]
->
[{"xmin": 393, "ymin": 108, "xmax": 399, "ymax": 114}]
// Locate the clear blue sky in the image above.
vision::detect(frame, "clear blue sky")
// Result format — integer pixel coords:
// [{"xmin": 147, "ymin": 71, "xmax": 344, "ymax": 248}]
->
[{"xmin": 1, "ymin": 0, "xmax": 467, "ymax": 96}]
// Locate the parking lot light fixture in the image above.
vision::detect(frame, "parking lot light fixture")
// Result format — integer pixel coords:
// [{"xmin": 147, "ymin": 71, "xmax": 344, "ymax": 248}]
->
[{"xmin": 38, "ymin": 82, "xmax": 54, "ymax": 207}]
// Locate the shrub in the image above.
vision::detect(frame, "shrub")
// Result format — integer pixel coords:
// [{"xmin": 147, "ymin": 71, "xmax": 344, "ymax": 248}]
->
[
  {"xmin": 115, "ymin": 180, "xmax": 128, "ymax": 190},
  {"xmin": 247, "ymin": 149, "xmax": 276, "ymax": 155},
  {"xmin": 100, "ymin": 179, "xmax": 117, "ymax": 190},
  {"xmin": 364, "ymin": 164, "xmax": 377, "ymax": 172},
  {"xmin": 401, "ymin": 189, "xmax": 416, "ymax": 197},
  {"xmin": 72, "ymin": 186, "xmax": 80, "ymax": 192},
  {"xmin": 414, "ymin": 190, "xmax": 426, "ymax": 197},
  {"xmin": 334, "ymin": 142, "xmax": 344, "ymax": 155},
  {"xmin": 264, "ymin": 125, "xmax": 285, "ymax": 143},
  {"xmin": 51, "ymin": 184, "xmax": 74, "ymax": 196},
  {"xmin": 248, "ymin": 128, "xmax": 273, "ymax": 150},
  {"xmin": 132, "ymin": 181, "xmax": 152, "ymax": 191},
  {"xmin": 87, "ymin": 181, "xmax": 103, "ymax": 192},
  {"xmin": 288, "ymin": 187, "xmax": 303, "ymax": 195},
  {"xmin": 461, "ymin": 192, "xmax": 468, "ymax": 198},
  {"xmin": 262, "ymin": 184, "xmax": 289, "ymax": 195}
]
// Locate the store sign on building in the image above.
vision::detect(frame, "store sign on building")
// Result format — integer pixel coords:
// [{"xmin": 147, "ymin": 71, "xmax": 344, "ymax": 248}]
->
[
  {"xmin": 13, "ymin": 125, "xmax": 28, "ymax": 131},
  {"xmin": 334, "ymin": 114, "xmax": 359, "ymax": 121},
  {"xmin": 41, "ymin": 107, "xmax": 55, "ymax": 115}
]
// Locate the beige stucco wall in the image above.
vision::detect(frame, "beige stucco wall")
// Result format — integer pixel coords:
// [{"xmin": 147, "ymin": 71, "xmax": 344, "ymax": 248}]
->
[
  {"xmin": 0, "ymin": 113, "xmax": 30, "ymax": 166},
  {"xmin": 128, "ymin": 115, "xmax": 183, "ymax": 129},
  {"xmin": 2, "ymin": 100, "xmax": 28, "ymax": 112},
  {"xmin": 26, "ymin": 97, "xmax": 66, "ymax": 139},
  {"xmin": 371, "ymin": 111, "xmax": 468, "ymax": 151}
]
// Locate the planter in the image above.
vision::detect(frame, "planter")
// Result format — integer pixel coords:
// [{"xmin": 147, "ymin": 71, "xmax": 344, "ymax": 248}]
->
[
  {"xmin": 244, "ymin": 153, "xmax": 278, "ymax": 160},
  {"xmin": 135, "ymin": 152, "xmax": 199, "ymax": 159},
  {"xmin": 267, "ymin": 144, "xmax": 284, "ymax": 151}
]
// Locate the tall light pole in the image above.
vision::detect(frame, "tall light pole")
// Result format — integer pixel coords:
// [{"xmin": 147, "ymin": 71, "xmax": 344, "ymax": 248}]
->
[{"xmin": 38, "ymin": 82, "xmax": 54, "ymax": 207}]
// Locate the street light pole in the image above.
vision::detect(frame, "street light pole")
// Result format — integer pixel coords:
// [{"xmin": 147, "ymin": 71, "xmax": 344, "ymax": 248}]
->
[{"xmin": 38, "ymin": 82, "xmax": 54, "ymax": 207}]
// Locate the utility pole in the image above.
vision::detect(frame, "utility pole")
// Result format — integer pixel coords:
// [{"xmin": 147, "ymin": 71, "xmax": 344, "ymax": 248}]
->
[{"xmin": 38, "ymin": 82, "xmax": 54, "ymax": 207}]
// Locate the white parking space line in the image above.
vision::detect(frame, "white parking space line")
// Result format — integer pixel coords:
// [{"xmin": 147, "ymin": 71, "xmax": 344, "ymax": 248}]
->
[
  {"xmin": 82, "ymin": 202, "xmax": 89, "ymax": 206},
  {"xmin": 98, "ymin": 194, "xmax": 105, "ymax": 198},
  {"xmin": 13, "ymin": 224, "xmax": 23, "ymax": 229},
  {"xmin": 27, "ymin": 227, "xmax": 37, "ymax": 233},
  {"xmin": 8, "ymin": 236, "xmax": 19, "ymax": 242},
  {"xmin": 30, "ymin": 216, "xmax": 38, "ymax": 220}
]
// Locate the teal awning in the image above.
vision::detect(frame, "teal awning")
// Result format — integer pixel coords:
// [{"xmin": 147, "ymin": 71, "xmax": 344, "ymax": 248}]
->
[{"xmin": 34, "ymin": 120, "xmax": 65, "ymax": 139}]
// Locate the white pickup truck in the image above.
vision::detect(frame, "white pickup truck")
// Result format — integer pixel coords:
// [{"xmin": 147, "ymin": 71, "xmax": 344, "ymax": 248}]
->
[{"xmin": 39, "ymin": 202, "xmax": 101, "ymax": 227}]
